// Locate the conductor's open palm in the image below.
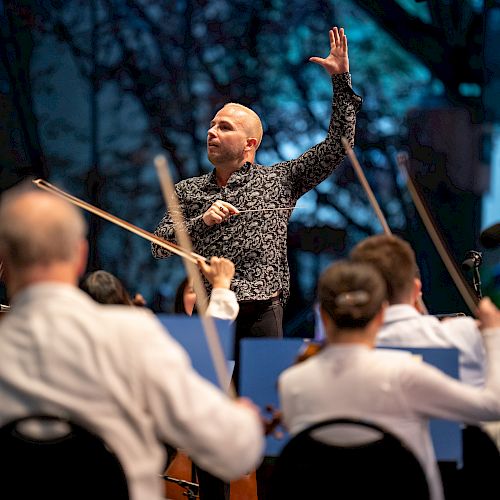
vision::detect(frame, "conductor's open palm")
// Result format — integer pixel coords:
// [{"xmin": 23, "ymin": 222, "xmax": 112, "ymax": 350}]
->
[{"xmin": 310, "ymin": 27, "xmax": 349, "ymax": 76}]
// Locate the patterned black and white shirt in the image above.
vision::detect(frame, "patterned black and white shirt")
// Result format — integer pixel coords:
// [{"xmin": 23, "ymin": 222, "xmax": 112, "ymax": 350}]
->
[{"xmin": 153, "ymin": 72, "xmax": 362, "ymax": 303}]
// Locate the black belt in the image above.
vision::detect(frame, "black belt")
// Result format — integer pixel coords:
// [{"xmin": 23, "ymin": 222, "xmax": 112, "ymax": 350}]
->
[
  {"xmin": 239, "ymin": 296, "xmax": 281, "ymax": 305},
  {"xmin": 238, "ymin": 297, "xmax": 281, "ymax": 314}
]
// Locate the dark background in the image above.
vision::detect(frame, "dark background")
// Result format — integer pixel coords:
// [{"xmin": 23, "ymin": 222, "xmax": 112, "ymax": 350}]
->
[{"xmin": 1, "ymin": 0, "xmax": 499, "ymax": 336}]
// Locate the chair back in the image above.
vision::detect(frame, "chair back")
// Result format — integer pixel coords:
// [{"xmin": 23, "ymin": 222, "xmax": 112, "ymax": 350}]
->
[
  {"xmin": 269, "ymin": 417, "xmax": 430, "ymax": 500},
  {"xmin": 0, "ymin": 415, "xmax": 129, "ymax": 500},
  {"xmin": 460, "ymin": 425, "xmax": 500, "ymax": 498}
]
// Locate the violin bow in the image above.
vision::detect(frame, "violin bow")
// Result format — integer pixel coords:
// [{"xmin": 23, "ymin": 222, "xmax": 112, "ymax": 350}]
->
[
  {"xmin": 341, "ymin": 137, "xmax": 429, "ymax": 314},
  {"xmin": 396, "ymin": 153, "xmax": 478, "ymax": 314},
  {"xmin": 154, "ymin": 155, "xmax": 235, "ymax": 397},
  {"xmin": 32, "ymin": 179, "xmax": 206, "ymax": 264}
]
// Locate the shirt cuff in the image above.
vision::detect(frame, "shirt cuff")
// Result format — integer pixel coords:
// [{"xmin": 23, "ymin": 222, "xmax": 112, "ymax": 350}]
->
[
  {"xmin": 207, "ymin": 288, "xmax": 239, "ymax": 321},
  {"xmin": 332, "ymin": 72, "xmax": 363, "ymax": 110}
]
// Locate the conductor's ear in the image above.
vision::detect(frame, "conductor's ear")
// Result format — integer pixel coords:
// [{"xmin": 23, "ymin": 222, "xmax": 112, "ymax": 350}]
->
[{"xmin": 245, "ymin": 138, "xmax": 258, "ymax": 151}]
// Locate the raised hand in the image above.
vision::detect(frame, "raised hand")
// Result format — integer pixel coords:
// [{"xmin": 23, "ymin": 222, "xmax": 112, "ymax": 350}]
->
[{"xmin": 309, "ymin": 27, "xmax": 349, "ymax": 76}]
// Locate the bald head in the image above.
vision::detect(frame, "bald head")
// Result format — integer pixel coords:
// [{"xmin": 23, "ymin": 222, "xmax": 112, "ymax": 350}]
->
[
  {"xmin": 0, "ymin": 188, "xmax": 87, "ymax": 269},
  {"xmin": 222, "ymin": 103, "xmax": 263, "ymax": 149}
]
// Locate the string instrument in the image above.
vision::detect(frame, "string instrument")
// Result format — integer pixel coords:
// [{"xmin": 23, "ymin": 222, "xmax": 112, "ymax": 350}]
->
[
  {"xmin": 162, "ymin": 403, "xmax": 284, "ymax": 500},
  {"xmin": 162, "ymin": 453, "xmax": 257, "ymax": 500},
  {"xmin": 295, "ymin": 340, "xmax": 325, "ymax": 363}
]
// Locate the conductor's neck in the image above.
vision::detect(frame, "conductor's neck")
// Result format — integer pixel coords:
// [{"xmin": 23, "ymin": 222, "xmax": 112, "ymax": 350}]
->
[{"xmin": 213, "ymin": 154, "xmax": 255, "ymax": 187}]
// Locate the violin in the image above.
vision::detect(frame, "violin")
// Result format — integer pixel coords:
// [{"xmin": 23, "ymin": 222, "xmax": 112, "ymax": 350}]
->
[
  {"xmin": 263, "ymin": 405, "xmax": 284, "ymax": 439},
  {"xmin": 295, "ymin": 340, "xmax": 325, "ymax": 363}
]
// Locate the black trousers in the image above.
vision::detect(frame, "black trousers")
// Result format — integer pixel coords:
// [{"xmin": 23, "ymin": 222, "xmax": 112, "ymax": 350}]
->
[
  {"xmin": 234, "ymin": 298, "xmax": 283, "ymax": 500},
  {"xmin": 236, "ymin": 296, "xmax": 284, "ymax": 338},
  {"xmin": 233, "ymin": 297, "xmax": 283, "ymax": 389}
]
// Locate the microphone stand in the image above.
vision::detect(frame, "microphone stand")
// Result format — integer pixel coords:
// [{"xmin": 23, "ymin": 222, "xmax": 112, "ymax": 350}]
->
[
  {"xmin": 462, "ymin": 251, "xmax": 483, "ymax": 300},
  {"xmin": 472, "ymin": 266, "xmax": 482, "ymax": 300}
]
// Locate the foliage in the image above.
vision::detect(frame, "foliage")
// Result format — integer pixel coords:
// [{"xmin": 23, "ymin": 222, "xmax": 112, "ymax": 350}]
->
[{"xmin": 2, "ymin": 0, "xmax": 495, "ymax": 321}]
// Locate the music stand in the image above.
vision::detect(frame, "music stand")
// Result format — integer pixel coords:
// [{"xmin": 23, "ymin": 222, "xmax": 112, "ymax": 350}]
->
[
  {"xmin": 239, "ymin": 339, "xmax": 461, "ymax": 463},
  {"xmin": 156, "ymin": 315, "xmax": 235, "ymax": 389}
]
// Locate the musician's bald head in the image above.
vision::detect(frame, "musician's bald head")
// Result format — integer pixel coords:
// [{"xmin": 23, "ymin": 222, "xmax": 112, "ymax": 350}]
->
[
  {"xmin": 207, "ymin": 103, "xmax": 263, "ymax": 170},
  {"xmin": 222, "ymin": 103, "xmax": 263, "ymax": 149},
  {"xmin": 0, "ymin": 187, "xmax": 88, "ymax": 295}
]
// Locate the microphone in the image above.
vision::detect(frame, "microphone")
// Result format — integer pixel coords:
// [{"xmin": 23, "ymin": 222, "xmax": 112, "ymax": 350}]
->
[
  {"xmin": 461, "ymin": 250, "xmax": 482, "ymax": 271},
  {"xmin": 480, "ymin": 222, "xmax": 500, "ymax": 249}
]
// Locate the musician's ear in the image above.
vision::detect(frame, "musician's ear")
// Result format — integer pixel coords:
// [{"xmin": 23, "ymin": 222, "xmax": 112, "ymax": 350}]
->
[
  {"xmin": 413, "ymin": 277, "xmax": 422, "ymax": 298},
  {"xmin": 372, "ymin": 302, "xmax": 388, "ymax": 329},
  {"xmin": 76, "ymin": 240, "xmax": 89, "ymax": 278},
  {"xmin": 319, "ymin": 305, "xmax": 333, "ymax": 332}
]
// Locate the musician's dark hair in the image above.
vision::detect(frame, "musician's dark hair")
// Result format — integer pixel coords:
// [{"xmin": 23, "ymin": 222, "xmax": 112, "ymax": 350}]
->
[
  {"xmin": 318, "ymin": 260, "xmax": 386, "ymax": 329},
  {"xmin": 350, "ymin": 235, "xmax": 417, "ymax": 304},
  {"xmin": 173, "ymin": 277, "xmax": 198, "ymax": 315},
  {"xmin": 81, "ymin": 270, "xmax": 133, "ymax": 306},
  {"xmin": 174, "ymin": 277, "xmax": 189, "ymax": 314}
]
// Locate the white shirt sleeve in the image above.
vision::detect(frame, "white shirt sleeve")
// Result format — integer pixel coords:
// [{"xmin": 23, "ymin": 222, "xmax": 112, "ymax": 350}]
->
[
  {"xmin": 133, "ymin": 315, "xmax": 263, "ymax": 480},
  {"xmin": 400, "ymin": 328, "xmax": 500, "ymax": 422},
  {"xmin": 206, "ymin": 288, "xmax": 239, "ymax": 321}
]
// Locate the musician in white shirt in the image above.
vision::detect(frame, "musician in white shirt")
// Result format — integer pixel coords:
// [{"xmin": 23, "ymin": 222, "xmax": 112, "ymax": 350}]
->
[
  {"xmin": 0, "ymin": 188, "xmax": 264, "ymax": 500},
  {"xmin": 350, "ymin": 234, "xmax": 485, "ymax": 387},
  {"xmin": 279, "ymin": 259, "xmax": 500, "ymax": 500}
]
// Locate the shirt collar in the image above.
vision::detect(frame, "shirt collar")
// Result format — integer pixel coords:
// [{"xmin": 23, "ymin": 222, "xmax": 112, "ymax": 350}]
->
[
  {"xmin": 10, "ymin": 282, "xmax": 92, "ymax": 309},
  {"xmin": 205, "ymin": 162, "xmax": 254, "ymax": 188},
  {"xmin": 322, "ymin": 343, "xmax": 372, "ymax": 355},
  {"xmin": 383, "ymin": 304, "xmax": 422, "ymax": 325}
]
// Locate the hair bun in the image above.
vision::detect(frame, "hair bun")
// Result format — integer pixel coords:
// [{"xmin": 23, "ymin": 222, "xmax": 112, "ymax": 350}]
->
[{"xmin": 334, "ymin": 290, "xmax": 370, "ymax": 307}]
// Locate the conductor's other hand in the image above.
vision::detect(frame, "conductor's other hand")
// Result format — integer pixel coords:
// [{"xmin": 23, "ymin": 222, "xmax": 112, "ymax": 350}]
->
[
  {"xmin": 477, "ymin": 297, "xmax": 500, "ymax": 331},
  {"xmin": 202, "ymin": 200, "xmax": 239, "ymax": 226},
  {"xmin": 198, "ymin": 256, "xmax": 235, "ymax": 289},
  {"xmin": 309, "ymin": 26, "xmax": 349, "ymax": 76}
]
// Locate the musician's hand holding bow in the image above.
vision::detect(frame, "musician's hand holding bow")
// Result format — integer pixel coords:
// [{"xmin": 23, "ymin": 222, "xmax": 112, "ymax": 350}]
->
[
  {"xmin": 198, "ymin": 256, "xmax": 235, "ymax": 289},
  {"xmin": 202, "ymin": 201, "xmax": 239, "ymax": 226},
  {"xmin": 477, "ymin": 297, "xmax": 500, "ymax": 331},
  {"xmin": 236, "ymin": 400, "xmax": 284, "ymax": 437}
]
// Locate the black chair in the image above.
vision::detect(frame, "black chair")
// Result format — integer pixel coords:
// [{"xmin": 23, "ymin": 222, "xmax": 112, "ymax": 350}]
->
[
  {"xmin": 268, "ymin": 418, "xmax": 430, "ymax": 500},
  {"xmin": 459, "ymin": 425, "xmax": 500, "ymax": 500},
  {"xmin": 0, "ymin": 415, "xmax": 129, "ymax": 500}
]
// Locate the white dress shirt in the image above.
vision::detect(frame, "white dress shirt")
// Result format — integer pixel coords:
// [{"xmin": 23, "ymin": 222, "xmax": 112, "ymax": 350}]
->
[
  {"xmin": 206, "ymin": 288, "xmax": 239, "ymax": 320},
  {"xmin": 377, "ymin": 304, "xmax": 485, "ymax": 387},
  {"xmin": 279, "ymin": 330, "xmax": 500, "ymax": 500},
  {"xmin": 0, "ymin": 283, "xmax": 264, "ymax": 500}
]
